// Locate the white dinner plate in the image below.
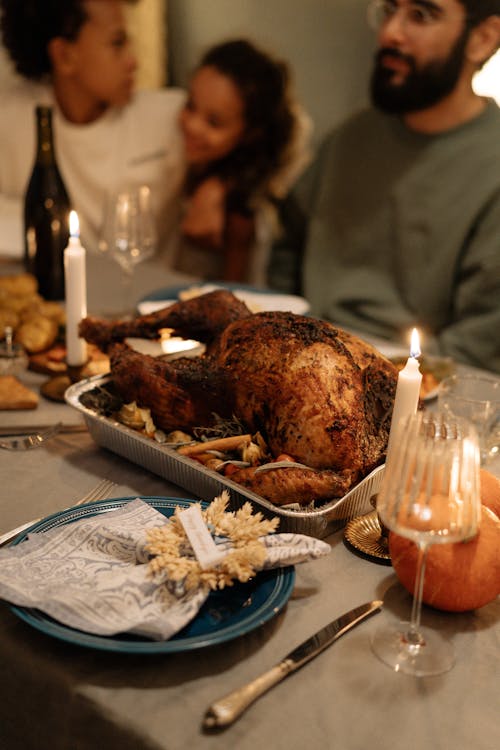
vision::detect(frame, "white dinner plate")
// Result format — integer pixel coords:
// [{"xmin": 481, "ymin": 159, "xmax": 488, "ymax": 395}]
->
[{"xmin": 137, "ymin": 282, "xmax": 310, "ymax": 316}]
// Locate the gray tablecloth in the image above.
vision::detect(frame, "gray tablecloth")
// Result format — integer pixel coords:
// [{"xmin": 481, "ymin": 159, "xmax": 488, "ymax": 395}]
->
[{"xmin": 0, "ymin": 425, "xmax": 498, "ymax": 750}]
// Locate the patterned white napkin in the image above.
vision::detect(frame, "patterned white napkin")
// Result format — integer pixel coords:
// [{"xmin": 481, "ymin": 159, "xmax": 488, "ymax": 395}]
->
[{"xmin": 0, "ymin": 498, "xmax": 330, "ymax": 640}]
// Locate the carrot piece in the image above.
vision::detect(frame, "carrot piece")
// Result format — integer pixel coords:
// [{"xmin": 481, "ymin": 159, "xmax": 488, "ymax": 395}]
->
[
  {"xmin": 177, "ymin": 434, "xmax": 252, "ymax": 456},
  {"xmin": 275, "ymin": 454, "xmax": 296, "ymax": 462}
]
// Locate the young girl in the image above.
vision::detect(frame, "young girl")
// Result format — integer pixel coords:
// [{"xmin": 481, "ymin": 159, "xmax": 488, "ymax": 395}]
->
[{"xmin": 174, "ymin": 38, "xmax": 312, "ymax": 285}]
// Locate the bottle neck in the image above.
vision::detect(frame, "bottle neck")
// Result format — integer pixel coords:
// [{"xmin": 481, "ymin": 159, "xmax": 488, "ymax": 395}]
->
[{"xmin": 35, "ymin": 106, "xmax": 56, "ymax": 167}]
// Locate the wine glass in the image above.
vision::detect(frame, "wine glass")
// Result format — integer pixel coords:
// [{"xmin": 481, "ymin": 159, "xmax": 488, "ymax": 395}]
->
[
  {"xmin": 101, "ymin": 184, "xmax": 157, "ymax": 317},
  {"xmin": 371, "ymin": 410, "xmax": 481, "ymax": 676},
  {"xmin": 438, "ymin": 373, "xmax": 500, "ymax": 466}
]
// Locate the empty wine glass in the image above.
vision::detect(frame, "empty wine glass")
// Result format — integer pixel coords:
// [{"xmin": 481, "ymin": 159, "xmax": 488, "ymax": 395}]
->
[
  {"xmin": 438, "ymin": 373, "xmax": 500, "ymax": 465},
  {"xmin": 101, "ymin": 184, "xmax": 157, "ymax": 317},
  {"xmin": 371, "ymin": 411, "xmax": 481, "ymax": 676}
]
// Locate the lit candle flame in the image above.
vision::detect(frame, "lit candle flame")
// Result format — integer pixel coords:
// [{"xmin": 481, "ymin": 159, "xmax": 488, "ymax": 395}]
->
[
  {"xmin": 410, "ymin": 328, "xmax": 421, "ymax": 359},
  {"xmin": 160, "ymin": 328, "xmax": 200, "ymax": 355},
  {"xmin": 69, "ymin": 209, "xmax": 80, "ymax": 238}
]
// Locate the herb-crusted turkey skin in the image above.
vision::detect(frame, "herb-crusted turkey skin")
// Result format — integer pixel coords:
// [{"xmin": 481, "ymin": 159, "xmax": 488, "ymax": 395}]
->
[{"xmin": 80, "ymin": 290, "xmax": 398, "ymax": 505}]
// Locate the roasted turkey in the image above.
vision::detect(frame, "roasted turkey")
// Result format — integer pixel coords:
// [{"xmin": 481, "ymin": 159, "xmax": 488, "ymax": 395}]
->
[{"xmin": 79, "ymin": 290, "xmax": 398, "ymax": 505}]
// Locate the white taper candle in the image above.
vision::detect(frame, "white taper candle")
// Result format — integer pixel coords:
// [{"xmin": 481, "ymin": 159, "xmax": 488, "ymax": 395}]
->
[
  {"xmin": 64, "ymin": 210, "xmax": 87, "ymax": 366},
  {"xmin": 386, "ymin": 328, "xmax": 422, "ymax": 464}
]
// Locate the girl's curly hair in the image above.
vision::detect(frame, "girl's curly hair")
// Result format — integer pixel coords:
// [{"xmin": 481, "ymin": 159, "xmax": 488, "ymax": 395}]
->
[
  {"xmin": 0, "ymin": 0, "xmax": 88, "ymax": 80},
  {"xmin": 186, "ymin": 39, "xmax": 297, "ymax": 210}
]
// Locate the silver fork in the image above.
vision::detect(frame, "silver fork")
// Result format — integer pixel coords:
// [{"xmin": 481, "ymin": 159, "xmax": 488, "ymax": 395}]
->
[
  {"xmin": 0, "ymin": 478, "xmax": 118, "ymax": 547},
  {"xmin": 0, "ymin": 423, "xmax": 62, "ymax": 451}
]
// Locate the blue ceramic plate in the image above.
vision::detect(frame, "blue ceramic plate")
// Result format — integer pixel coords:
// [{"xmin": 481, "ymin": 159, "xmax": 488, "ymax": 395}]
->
[
  {"xmin": 137, "ymin": 282, "xmax": 310, "ymax": 316},
  {"xmin": 9, "ymin": 496, "xmax": 295, "ymax": 654}
]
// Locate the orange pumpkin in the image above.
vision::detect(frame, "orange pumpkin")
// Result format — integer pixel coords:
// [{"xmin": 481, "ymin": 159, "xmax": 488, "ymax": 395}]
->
[
  {"xmin": 389, "ymin": 506, "xmax": 500, "ymax": 612},
  {"xmin": 480, "ymin": 469, "xmax": 500, "ymax": 520}
]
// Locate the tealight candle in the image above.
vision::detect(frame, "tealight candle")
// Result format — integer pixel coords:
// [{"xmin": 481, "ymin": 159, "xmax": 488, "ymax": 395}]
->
[
  {"xmin": 64, "ymin": 210, "xmax": 88, "ymax": 366},
  {"xmin": 386, "ymin": 328, "xmax": 422, "ymax": 464}
]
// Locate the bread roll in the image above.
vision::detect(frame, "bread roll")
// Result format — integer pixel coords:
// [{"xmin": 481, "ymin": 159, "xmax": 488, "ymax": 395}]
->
[{"xmin": 0, "ymin": 375, "xmax": 38, "ymax": 410}]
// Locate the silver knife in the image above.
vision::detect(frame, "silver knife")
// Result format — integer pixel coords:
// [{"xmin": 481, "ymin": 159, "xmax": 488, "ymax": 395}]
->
[
  {"xmin": 0, "ymin": 423, "xmax": 87, "ymax": 437},
  {"xmin": 0, "ymin": 519, "xmax": 43, "ymax": 548},
  {"xmin": 203, "ymin": 599, "xmax": 383, "ymax": 729}
]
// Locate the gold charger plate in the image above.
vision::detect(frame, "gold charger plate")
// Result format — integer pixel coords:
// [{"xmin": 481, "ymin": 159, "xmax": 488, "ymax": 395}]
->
[{"xmin": 343, "ymin": 510, "xmax": 391, "ymax": 564}]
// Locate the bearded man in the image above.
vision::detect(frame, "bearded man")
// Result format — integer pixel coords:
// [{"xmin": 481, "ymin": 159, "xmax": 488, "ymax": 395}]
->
[{"xmin": 269, "ymin": 0, "xmax": 500, "ymax": 374}]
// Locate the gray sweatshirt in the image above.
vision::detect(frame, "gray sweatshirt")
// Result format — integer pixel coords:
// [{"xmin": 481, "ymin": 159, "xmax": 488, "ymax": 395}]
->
[{"xmin": 269, "ymin": 102, "xmax": 500, "ymax": 373}]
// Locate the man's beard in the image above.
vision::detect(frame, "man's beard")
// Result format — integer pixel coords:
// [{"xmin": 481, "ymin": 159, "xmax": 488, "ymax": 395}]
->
[{"xmin": 370, "ymin": 29, "xmax": 470, "ymax": 114}]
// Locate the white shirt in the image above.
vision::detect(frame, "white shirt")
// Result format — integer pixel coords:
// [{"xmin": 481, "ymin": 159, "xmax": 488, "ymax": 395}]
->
[{"xmin": 0, "ymin": 80, "xmax": 187, "ymax": 257}]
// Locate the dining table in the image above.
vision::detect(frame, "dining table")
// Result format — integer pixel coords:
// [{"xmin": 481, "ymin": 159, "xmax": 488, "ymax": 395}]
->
[{"xmin": 0, "ymin": 253, "xmax": 498, "ymax": 750}]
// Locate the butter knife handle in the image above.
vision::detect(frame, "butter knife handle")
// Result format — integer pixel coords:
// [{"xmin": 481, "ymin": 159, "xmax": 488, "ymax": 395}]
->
[
  {"xmin": 0, "ymin": 519, "xmax": 41, "ymax": 548},
  {"xmin": 204, "ymin": 660, "xmax": 293, "ymax": 729}
]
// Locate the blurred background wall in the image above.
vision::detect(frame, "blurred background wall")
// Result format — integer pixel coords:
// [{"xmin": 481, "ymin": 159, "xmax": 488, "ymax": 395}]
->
[{"xmin": 126, "ymin": 0, "xmax": 168, "ymax": 88}]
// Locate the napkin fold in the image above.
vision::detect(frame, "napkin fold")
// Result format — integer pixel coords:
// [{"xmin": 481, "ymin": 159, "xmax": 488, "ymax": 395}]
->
[{"xmin": 0, "ymin": 499, "xmax": 330, "ymax": 640}]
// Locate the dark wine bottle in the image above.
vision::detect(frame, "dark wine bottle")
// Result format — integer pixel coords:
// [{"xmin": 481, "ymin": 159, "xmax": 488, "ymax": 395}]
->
[{"xmin": 24, "ymin": 105, "xmax": 71, "ymax": 300}]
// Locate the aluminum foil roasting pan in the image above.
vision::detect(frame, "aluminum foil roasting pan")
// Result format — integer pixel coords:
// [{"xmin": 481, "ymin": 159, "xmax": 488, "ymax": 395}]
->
[{"xmin": 65, "ymin": 375, "xmax": 385, "ymax": 539}]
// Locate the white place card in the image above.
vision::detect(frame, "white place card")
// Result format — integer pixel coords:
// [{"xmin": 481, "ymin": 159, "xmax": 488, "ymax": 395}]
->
[{"xmin": 178, "ymin": 504, "xmax": 226, "ymax": 570}]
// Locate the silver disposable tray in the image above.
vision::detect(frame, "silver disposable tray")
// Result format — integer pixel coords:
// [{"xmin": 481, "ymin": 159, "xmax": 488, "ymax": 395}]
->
[{"xmin": 65, "ymin": 375, "xmax": 385, "ymax": 539}]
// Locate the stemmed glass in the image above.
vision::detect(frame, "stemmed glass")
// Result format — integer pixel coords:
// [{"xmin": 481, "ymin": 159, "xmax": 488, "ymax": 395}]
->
[
  {"xmin": 371, "ymin": 410, "xmax": 481, "ymax": 676},
  {"xmin": 101, "ymin": 184, "xmax": 157, "ymax": 317},
  {"xmin": 438, "ymin": 373, "xmax": 500, "ymax": 466}
]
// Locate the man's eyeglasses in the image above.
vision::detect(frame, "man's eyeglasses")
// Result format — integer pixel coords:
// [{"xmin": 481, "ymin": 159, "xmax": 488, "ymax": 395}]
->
[{"xmin": 367, "ymin": 0, "xmax": 469, "ymax": 33}]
